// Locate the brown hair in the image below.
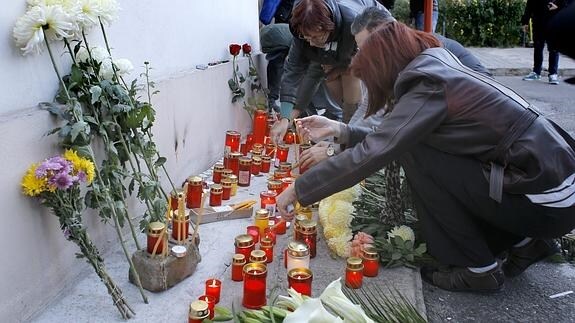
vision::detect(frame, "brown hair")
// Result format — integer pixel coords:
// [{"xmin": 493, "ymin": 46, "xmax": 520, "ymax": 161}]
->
[
  {"xmin": 290, "ymin": 0, "xmax": 335, "ymax": 37},
  {"xmin": 351, "ymin": 21, "xmax": 441, "ymax": 117}
]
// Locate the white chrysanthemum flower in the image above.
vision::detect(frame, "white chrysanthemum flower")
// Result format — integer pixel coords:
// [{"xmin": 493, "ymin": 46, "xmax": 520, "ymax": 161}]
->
[
  {"xmin": 328, "ymin": 200, "xmax": 354, "ymax": 228},
  {"xmin": 76, "ymin": 0, "xmax": 102, "ymax": 30},
  {"xmin": 13, "ymin": 5, "xmax": 76, "ymax": 55},
  {"xmin": 387, "ymin": 225, "xmax": 415, "ymax": 242},
  {"xmin": 99, "ymin": 59, "xmax": 114, "ymax": 80},
  {"xmin": 327, "ymin": 185, "xmax": 361, "ymax": 203},
  {"xmin": 75, "ymin": 45, "xmax": 109, "ymax": 63},
  {"xmin": 327, "ymin": 231, "xmax": 352, "ymax": 257},
  {"xmin": 95, "ymin": 0, "xmax": 120, "ymax": 26},
  {"xmin": 113, "ymin": 58, "xmax": 133, "ymax": 75}
]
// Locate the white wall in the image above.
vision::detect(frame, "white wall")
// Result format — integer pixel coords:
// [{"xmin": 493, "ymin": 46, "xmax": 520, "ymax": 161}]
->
[{"xmin": 0, "ymin": 0, "xmax": 261, "ymax": 321}]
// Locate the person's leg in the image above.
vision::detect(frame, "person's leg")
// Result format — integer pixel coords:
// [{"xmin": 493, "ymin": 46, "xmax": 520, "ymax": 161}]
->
[
  {"xmin": 340, "ymin": 73, "xmax": 362, "ymax": 123},
  {"xmin": 547, "ymin": 43, "xmax": 560, "ymax": 76},
  {"xmin": 415, "ymin": 12, "xmax": 424, "ymax": 31},
  {"xmin": 431, "ymin": 10, "xmax": 439, "ymax": 33},
  {"xmin": 266, "ymin": 51, "xmax": 288, "ymax": 111},
  {"xmin": 532, "ymin": 27, "xmax": 545, "ymax": 75},
  {"xmin": 310, "ymin": 82, "xmax": 342, "ymax": 121}
]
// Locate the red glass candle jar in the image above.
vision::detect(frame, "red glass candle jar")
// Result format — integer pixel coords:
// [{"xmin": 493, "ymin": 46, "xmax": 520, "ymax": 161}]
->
[
  {"xmin": 261, "ymin": 156, "xmax": 272, "ymax": 173},
  {"xmin": 245, "ymin": 133, "xmax": 254, "ymax": 155},
  {"xmin": 205, "ymin": 279, "xmax": 222, "ymax": 304},
  {"xmin": 249, "ymin": 249, "xmax": 268, "ymax": 264},
  {"xmin": 253, "ymin": 110, "xmax": 268, "ymax": 144},
  {"xmin": 281, "ymin": 177, "xmax": 295, "ymax": 191},
  {"xmin": 251, "ymin": 156, "xmax": 261, "ymax": 176},
  {"xmin": 263, "ymin": 226, "xmax": 276, "ymax": 245},
  {"xmin": 283, "ymin": 129, "xmax": 295, "ymax": 144},
  {"xmin": 297, "ymin": 220, "xmax": 317, "ymax": 258},
  {"xmin": 186, "ymin": 176, "xmax": 203, "ymax": 209},
  {"xmin": 266, "ymin": 116, "xmax": 276, "ymax": 138},
  {"xmin": 267, "ymin": 180, "xmax": 283, "ymax": 195},
  {"xmin": 231, "ymin": 254, "xmax": 246, "ymax": 281},
  {"xmin": 293, "ymin": 214, "xmax": 307, "ymax": 241},
  {"xmin": 170, "ymin": 189, "xmax": 183, "ymax": 213},
  {"xmin": 251, "ymin": 143, "xmax": 264, "ymax": 157},
  {"xmin": 345, "ymin": 257, "xmax": 364, "ymax": 289},
  {"xmin": 172, "ymin": 214, "xmax": 190, "ymax": 242},
  {"xmin": 221, "ymin": 178, "xmax": 232, "ymax": 200},
  {"xmin": 227, "ymin": 152, "xmax": 242, "ymax": 176},
  {"xmin": 274, "ymin": 170, "xmax": 288, "ymax": 181},
  {"xmin": 242, "ymin": 263, "xmax": 267, "ymax": 309},
  {"xmin": 288, "ymin": 268, "xmax": 313, "ymax": 296},
  {"xmin": 238, "ymin": 157, "xmax": 252, "ymax": 187},
  {"xmin": 235, "ymin": 234, "xmax": 255, "ymax": 260},
  {"xmin": 362, "ymin": 246, "xmax": 380, "ymax": 277},
  {"xmin": 189, "ymin": 300, "xmax": 209, "ymax": 323},
  {"xmin": 298, "ymin": 143, "xmax": 312, "ymax": 174},
  {"xmin": 146, "ymin": 222, "xmax": 166, "ymax": 255},
  {"xmin": 274, "ymin": 216, "xmax": 287, "ymax": 235},
  {"xmin": 246, "ymin": 225, "xmax": 260, "ymax": 243},
  {"xmin": 254, "ymin": 209, "xmax": 270, "ymax": 238},
  {"xmin": 260, "ymin": 190, "xmax": 277, "ymax": 215},
  {"xmin": 225, "ymin": 130, "xmax": 241, "ymax": 156},
  {"xmin": 209, "ymin": 184, "xmax": 223, "ymax": 207},
  {"xmin": 278, "ymin": 162, "xmax": 292, "ymax": 177},
  {"xmin": 222, "ymin": 168, "xmax": 233, "ymax": 180},
  {"xmin": 198, "ymin": 295, "xmax": 216, "ymax": 319},
  {"xmin": 275, "ymin": 144, "xmax": 289, "ymax": 167},
  {"xmin": 265, "ymin": 143, "xmax": 276, "ymax": 159},
  {"xmin": 260, "ymin": 238, "xmax": 274, "ymax": 264},
  {"xmin": 212, "ymin": 163, "xmax": 224, "ymax": 184}
]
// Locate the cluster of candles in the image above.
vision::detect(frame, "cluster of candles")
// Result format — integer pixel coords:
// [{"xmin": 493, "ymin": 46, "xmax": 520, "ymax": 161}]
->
[{"xmin": 188, "ymin": 278, "xmax": 222, "ymax": 322}]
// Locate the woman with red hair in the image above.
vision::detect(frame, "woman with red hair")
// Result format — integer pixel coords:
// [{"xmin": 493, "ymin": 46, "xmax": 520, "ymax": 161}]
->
[{"xmin": 277, "ymin": 21, "xmax": 575, "ymax": 292}]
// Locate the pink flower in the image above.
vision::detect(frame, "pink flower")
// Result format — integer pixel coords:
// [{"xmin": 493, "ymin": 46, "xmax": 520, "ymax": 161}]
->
[{"xmin": 350, "ymin": 232, "xmax": 374, "ymax": 257}]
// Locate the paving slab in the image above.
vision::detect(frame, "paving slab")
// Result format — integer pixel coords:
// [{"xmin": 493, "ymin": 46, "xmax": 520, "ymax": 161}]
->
[{"xmin": 467, "ymin": 47, "xmax": 575, "ymax": 77}]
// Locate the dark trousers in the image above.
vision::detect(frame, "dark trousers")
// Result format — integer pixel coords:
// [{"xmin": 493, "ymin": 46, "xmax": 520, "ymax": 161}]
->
[
  {"xmin": 400, "ymin": 144, "xmax": 575, "ymax": 267},
  {"xmin": 533, "ymin": 27, "xmax": 559, "ymax": 75},
  {"xmin": 266, "ymin": 50, "xmax": 288, "ymax": 108}
]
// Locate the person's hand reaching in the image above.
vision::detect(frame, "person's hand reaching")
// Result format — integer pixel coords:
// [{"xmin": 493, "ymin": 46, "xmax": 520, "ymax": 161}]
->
[
  {"xmin": 270, "ymin": 118, "xmax": 290, "ymax": 144},
  {"xmin": 296, "ymin": 115, "xmax": 342, "ymax": 142},
  {"xmin": 276, "ymin": 184, "xmax": 297, "ymax": 221},
  {"xmin": 299, "ymin": 141, "xmax": 330, "ymax": 170}
]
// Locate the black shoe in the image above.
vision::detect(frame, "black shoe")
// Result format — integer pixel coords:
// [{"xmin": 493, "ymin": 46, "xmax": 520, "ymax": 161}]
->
[
  {"xmin": 502, "ymin": 239, "xmax": 559, "ymax": 277},
  {"xmin": 421, "ymin": 263, "xmax": 504, "ymax": 293}
]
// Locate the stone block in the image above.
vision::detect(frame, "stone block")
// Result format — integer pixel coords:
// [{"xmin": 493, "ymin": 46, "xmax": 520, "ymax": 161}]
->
[{"xmin": 129, "ymin": 237, "xmax": 201, "ymax": 292}]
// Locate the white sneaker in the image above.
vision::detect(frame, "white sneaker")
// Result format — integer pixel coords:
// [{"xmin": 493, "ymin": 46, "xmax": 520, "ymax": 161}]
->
[
  {"xmin": 523, "ymin": 72, "xmax": 541, "ymax": 81},
  {"xmin": 549, "ymin": 74, "xmax": 559, "ymax": 85}
]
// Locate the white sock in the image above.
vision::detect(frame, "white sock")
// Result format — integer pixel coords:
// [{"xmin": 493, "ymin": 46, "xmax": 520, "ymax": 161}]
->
[
  {"xmin": 468, "ymin": 261, "xmax": 498, "ymax": 273},
  {"xmin": 513, "ymin": 237, "xmax": 532, "ymax": 248}
]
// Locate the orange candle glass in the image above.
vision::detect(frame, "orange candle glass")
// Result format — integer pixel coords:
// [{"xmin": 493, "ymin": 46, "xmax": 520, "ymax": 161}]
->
[
  {"xmin": 209, "ymin": 184, "xmax": 223, "ymax": 207},
  {"xmin": 288, "ymin": 268, "xmax": 313, "ymax": 296},
  {"xmin": 260, "ymin": 237, "xmax": 274, "ymax": 264},
  {"xmin": 242, "ymin": 263, "xmax": 267, "ymax": 309},
  {"xmin": 362, "ymin": 246, "xmax": 380, "ymax": 277},
  {"xmin": 205, "ymin": 279, "xmax": 222, "ymax": 304},
  {"xmin": 253, "ymin": 110, "xmax": 268, "ymax": 144},
  {"xmin": 345, "ymin": 257, "xmax": 364, "ymax": 289},
  {"xmin": 186, "ymin": 176, "xmax": 203, "ymax": 209},
  {"xmin": 146, "ymin": 222, "xmax": 166, "ymax": 255},
  {"xmin": 212, "ymin": 163, "xmax": 224, "ymax": 184},
  {"xmin": 235, "ymin": 234, "xmax": 255, "ymax": 260},
  {"xmin": 198, "ymin": 295, "xmax": 216, "ymax": 319},
  {"xmin": 231, "ymin": 254, "xmax": 246, "ymax": 281}
]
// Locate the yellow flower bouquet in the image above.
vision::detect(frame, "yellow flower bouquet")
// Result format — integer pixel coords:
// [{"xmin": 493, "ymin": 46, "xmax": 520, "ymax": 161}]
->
[{"xmin": 21, "ymin": 150, "xmax": 134, "ymax": 319}]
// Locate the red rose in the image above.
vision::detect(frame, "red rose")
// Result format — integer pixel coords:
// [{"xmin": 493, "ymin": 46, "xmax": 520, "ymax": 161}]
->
[
  {"xmin": 242, "ymin": 43, "xmax": 252, "ymax": 55},
  {"xmin": 229, "ymin": 44, "xmax": 241, "ymax": 56}
]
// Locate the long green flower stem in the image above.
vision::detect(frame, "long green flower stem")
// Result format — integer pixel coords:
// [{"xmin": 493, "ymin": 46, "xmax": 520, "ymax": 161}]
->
[
  {"xmin": 98, "ymin": 19, "xmax": 174, "ymax": 201},
  {"xmin": 45, "ymin": 31, "xmax": 147, "ymax": 304},
  {"xmin": 80, "ymin": 31, "xmax": 145, "ymax": 250}
]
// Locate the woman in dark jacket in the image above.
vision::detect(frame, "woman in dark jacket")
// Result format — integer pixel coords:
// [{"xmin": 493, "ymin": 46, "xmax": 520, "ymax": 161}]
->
[
  {"xmin": 277, "ymin": 21, "xmax": 575, "ymax": 292},
  {"xmin": 270, "ymin": 0, "xmax": 386, "ymax": 143}
]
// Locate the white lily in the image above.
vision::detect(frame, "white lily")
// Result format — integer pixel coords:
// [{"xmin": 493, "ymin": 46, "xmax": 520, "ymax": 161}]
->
[
  {"xmin": 277, "ymin": 287, "xmax": 307, "ymax": 310},
  {"xmin": 320, "ymin": 278, "xmax": 374, "ymax": 323},
  {"xmin": 283, "ymin": 298, "xmax": 343, "ymax": 323}
]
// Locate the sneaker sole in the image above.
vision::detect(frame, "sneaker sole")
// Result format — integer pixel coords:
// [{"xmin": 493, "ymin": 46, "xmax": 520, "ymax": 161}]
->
[{"xmin": 421, "ymin": 272, "xmax": 505, "ymax": 293}]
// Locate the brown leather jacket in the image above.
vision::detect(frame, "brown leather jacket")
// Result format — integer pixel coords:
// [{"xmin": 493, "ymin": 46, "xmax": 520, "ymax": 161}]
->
[{"xmin": 295, "ymin": 48, "xmax": 575, "ymax": 206}]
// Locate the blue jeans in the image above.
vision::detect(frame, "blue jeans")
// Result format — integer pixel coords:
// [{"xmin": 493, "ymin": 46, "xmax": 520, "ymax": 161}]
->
[
  {"xmin": 415, "ymin": 11, "xmax": 438, "ymax": 32},
  {"xmin": 532, "ymin": 29, "xmax": 559, "ymax": 76}
]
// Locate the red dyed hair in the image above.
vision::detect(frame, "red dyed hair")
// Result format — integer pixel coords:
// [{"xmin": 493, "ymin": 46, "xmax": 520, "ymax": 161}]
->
[
  {"xmin": 351, "ymin": 21, "xmax": 441, "ymax": 117},
  {"xmin": 290, "ymin": 0, "xmax": 335, "ymax": 37}
]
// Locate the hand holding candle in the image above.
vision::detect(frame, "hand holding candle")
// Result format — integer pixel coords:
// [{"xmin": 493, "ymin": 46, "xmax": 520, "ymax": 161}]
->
[{"xmin": 276, "ymin": 184, "xmax": 297, "ymax": 221}]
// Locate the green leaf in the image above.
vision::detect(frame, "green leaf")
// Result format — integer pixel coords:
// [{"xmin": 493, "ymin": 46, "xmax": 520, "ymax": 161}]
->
[
  {"xmin": 154, "ymin": 156, "xmax": 166, "ymax": 167},
  {"xmin": 89, "ymin": 86, "xmax": 102, "ymax": 104},
  {"xmin": 70, "ymin": 121, "xmax": 89, "ymax": 142},
  {"xmin": 391, "ymin": 252, "xmax": 402, "ymax": 260}
]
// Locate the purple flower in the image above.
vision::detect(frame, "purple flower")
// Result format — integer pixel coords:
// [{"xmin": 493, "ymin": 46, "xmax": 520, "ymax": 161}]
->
[
  {"xmin": 77, "ymin": 171, "xmax": 87, "ymax": 182},
  {"xmin": 49, "ymin": 172, "xmax": 75, "ymax": 190},
  {"xmin": 62, "ymin": 227, "xmax": 72, "ymax": 240},
  {"xmin": 36, "ymin": 156, "xmax": 72, "ymax": 178}
]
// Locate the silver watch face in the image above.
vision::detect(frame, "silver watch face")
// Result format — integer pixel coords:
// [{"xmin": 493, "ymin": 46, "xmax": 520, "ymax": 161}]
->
[{"xmin": 327, "ymin": 145, "xmax": 335, "ymax": 156}]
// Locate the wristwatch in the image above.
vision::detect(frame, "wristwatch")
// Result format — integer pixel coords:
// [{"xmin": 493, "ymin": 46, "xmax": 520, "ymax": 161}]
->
[{"xmin": 326, "ymin": 144, "xmax": 335, "ymax": 157}]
